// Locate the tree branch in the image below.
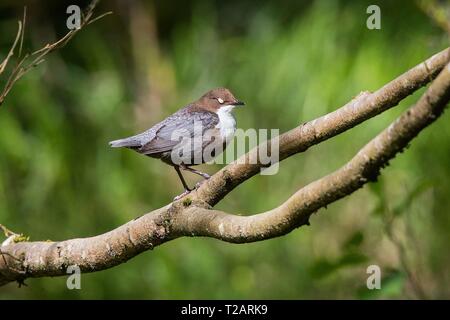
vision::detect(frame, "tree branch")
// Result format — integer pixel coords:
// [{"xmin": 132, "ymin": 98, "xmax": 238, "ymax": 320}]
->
[
  {"xmin": 0, "ymin": 48, "xmax": 449, "ymax": 286},
  {"xmin": 0, "ymin": 0, "xmax": 112, "ymax": 107},
  {"xmin": 194, "ymin": 47, "xmax": 450, "ymax": 206}
]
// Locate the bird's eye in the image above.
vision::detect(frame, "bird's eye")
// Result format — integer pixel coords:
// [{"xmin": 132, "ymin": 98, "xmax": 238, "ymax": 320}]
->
[{"xmin": 217, "ymin": 98, "xmax": 224, "ymax": 104}]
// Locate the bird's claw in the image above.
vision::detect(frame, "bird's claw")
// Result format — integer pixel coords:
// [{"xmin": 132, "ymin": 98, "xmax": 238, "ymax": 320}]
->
[
  {"xmin": 201, "ymin": 173, "xmax": 211, "ymax": 180},
  {"xmin": 173, "ymin": 189, "xmax": 191, "ymax": 201},
  {"xmin": 173, "ymin": 175, "xmax": 210, "ymax": 201},
  {"xmin": 194, "ymin": 182, "xmax": 202, "ymax": 189}
]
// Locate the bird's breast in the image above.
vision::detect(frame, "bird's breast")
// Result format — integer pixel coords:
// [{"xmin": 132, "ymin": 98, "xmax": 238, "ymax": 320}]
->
[{"xmin": 216, "ymin": 108, "xmax": 237, "ymax": 143}]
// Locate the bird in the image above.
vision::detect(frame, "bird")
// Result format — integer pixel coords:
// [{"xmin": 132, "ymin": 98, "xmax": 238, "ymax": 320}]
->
[{"xmin": 109, "ymin": 88, "xmax": 245, "ymax": 200}]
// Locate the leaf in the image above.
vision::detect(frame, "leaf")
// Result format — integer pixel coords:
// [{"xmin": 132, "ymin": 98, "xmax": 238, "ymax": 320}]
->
[
  {"xmin": 337, "ymin": 252, "xmax": 368, "ymax": 267},
  {"xmin": 368, "ymin": 180, "xmax": 386, "ymax": 216},
  {"xmin": 309, "ymin": 259, "xmax": 338, "ymax": 279},
  {"xmin": 392, "ymin": 181, "xmax": 431, "ymax": 217},
  {"xmin": 310, "ymin": 253, "xmax": 368, "ymax": 279},
  {"xmin": 343, "ymin": 231, "xmax": 364, "ymax": 249}
]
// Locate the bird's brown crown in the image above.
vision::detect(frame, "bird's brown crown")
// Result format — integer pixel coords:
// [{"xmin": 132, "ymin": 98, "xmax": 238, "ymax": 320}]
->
[{"xmin": 190, "ymin": 88, "xmax": 244, "ymax": 113}]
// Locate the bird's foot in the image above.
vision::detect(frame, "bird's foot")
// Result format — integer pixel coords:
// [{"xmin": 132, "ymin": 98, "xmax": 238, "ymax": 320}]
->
[
  {"xmin": 194, "ymin": 181, "xmax": 204, "ymax": 190},
  {"xmin": 173, "ymin": 189, "xmax": 191, "ymax": 201},
  {"xmin": 194, "ymin": 175, "xmax": 211, "ymax": 189},
  {"xmin": 201, "ymin": 173, "xmax": 211, "ymax": 180}
]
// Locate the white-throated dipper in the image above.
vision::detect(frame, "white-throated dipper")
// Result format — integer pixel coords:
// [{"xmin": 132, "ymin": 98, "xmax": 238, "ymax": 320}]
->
[{"xmin": 109, "ymin": 88, "xmax": 245, "ymax": 200}]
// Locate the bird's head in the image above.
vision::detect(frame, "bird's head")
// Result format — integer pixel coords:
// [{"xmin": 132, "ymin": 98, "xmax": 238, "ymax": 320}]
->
[{"xmin": 195, "ymin": 87, "xmax": 245, "ymax": 113}]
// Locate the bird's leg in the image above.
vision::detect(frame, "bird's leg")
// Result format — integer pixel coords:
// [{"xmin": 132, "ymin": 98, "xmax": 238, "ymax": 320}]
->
[
  {"xmin": 181, "ymin": 165, "xmax": 211, "ymax": 189},
  {"xmin": 173, "ymin": 166, "xmax": 192, "ymax": 201},
  {"xmin": 181, "ymin": 165, "xmax": 211, "ymax": 179}
]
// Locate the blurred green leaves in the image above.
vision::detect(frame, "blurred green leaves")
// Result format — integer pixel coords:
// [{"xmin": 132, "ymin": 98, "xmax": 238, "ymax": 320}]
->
[
  {"xmin": 0, "ymin": 0, "xmax": 449, "ymax": 299},
  {"xmin": 310, "ymin": 230, "xmax": 367, "ymax": 280},
  {"xmin": 310, "ymin": 252, "xmax": 368, "ymax": 280}
]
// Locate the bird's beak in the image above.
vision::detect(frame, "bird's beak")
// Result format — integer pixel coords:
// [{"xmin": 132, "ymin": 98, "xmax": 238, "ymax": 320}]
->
[{"xmin": 233, "ymin": 100, "xmax": 245, "ymax": 106}]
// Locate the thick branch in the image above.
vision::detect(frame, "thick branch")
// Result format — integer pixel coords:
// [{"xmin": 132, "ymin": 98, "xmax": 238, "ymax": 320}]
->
[
  {"xmin": 0, "ymin": 205, "xmax": 172, "ymax": 286},
  {"xmin": 1, "ymin": 50, "xmax": 449, "ymax": 287}
]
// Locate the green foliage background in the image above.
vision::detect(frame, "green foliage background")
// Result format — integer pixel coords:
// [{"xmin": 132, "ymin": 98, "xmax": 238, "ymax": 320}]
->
[{"xmin": 0, "ymin": 0, "xmax": 449, "ymax": 299}]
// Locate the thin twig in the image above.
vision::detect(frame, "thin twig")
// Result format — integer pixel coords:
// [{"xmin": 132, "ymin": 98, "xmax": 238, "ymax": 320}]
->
[
  {"xmin": 87, "ymin": 11, "xmax": 113, "ymax": 26},
  {"xmin": 0, "ymin": 21, "xmax": 22, "ymax": 75},
  {"xmin": 0, "ymin": 0, "xmax": 109, "ymax": 107},
  {"xmin": 18, "ymin": 7, "xmax": 26, "ymax": 59}
]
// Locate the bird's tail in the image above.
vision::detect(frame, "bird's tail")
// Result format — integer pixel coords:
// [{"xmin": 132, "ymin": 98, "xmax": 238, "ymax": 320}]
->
[{"xmin": 109, "ymin": 137, "xmax": 141, "ymax": 148}]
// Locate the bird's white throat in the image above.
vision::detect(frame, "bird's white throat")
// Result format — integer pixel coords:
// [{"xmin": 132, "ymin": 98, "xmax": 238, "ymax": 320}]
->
[{"xmin": 216, "ymin": 105, "xmax": 237, "ymax": 142}]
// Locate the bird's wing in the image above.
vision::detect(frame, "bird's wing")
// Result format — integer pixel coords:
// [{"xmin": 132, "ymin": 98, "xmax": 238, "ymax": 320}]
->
[{"xmin": 140, "ymin": 110, "xmax": 219, "ymax": 155}]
